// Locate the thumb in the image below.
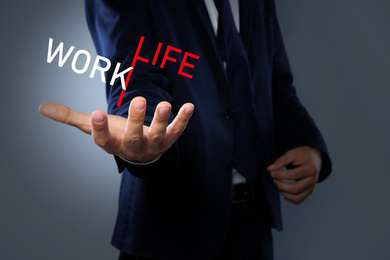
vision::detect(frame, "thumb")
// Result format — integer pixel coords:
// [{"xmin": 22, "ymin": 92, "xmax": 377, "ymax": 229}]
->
[
  {"xmin": 39, "ymin": 103, "xmax": 92, "ymax": 134},
  {"xmin": 39, "ymin": 102, "xmax": 72, "ymax": 123}
]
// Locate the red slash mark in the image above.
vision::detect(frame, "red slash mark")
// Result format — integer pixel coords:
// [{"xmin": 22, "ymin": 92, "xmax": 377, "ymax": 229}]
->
[{"xmin": 117, "ymin": 36, "xmax": 149, "ymax": 107}]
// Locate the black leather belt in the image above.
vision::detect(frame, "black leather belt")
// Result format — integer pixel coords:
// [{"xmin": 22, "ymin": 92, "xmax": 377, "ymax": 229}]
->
[{"xmin": 231, "ymin": 183, "xmax": 255, "ymax": 203}]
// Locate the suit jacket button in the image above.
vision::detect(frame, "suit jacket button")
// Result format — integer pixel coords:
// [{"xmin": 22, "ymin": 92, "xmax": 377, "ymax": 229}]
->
[{"xmin": 225, "ymin": 109, "xmax": 235, "ymax": 120}]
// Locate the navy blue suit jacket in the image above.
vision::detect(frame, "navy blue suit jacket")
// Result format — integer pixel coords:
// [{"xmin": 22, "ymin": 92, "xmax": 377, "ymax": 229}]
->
[{"xmin": 86, "ymin": 0, "xmax": 331, "ymax": 259}]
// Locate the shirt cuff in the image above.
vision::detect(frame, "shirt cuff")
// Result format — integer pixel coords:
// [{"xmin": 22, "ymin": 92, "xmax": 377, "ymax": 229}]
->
[{"xmin": 118, "ymin": 154, "xmax": 162, "ymax": 165}]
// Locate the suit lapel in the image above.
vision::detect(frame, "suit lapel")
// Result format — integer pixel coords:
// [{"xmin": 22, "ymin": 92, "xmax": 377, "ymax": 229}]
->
[
  {"xmin": 188, "ymin": 0, "xmax": 227, "ymax": 77},
  {"xmin": 188, "ymin": 0, "xmax": 216, "ymax": 41},
  {"xmin": 188, "ymin": 0, "xmax": 256, "ymax": 73},
  {"xmin": 239, "ymin": 0, "xmax": 254, "ymax": 56}
]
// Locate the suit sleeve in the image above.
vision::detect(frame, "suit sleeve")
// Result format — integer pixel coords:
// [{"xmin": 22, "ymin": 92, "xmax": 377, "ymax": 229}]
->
[
  {"xmin": 270, "ymin": 5, "xmax": 332, "ymax": 182},
  {"xmin": 85, "ymin": 0, "xmax": 178, "ymax": 180}
]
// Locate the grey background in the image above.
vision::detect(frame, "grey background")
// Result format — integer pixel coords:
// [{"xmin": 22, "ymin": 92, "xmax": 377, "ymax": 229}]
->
[{"xmin": 1, "ymin": 0, "xmax": 389, "ymax": 259}]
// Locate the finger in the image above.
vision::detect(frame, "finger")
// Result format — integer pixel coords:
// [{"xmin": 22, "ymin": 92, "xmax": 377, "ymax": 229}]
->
[
  {"xmin": 123, "ymin": 97, "xmax": 147, "ymax": 150},
  {"xmin": 39, "ymin": 103, "xmax": 92, "ymax": 134},
  {"xmin": 91, "ymin": 110, "xmax": 117, "ymax": 154},
  {"xmin": 270, "ymin": 164, "xmax": 316, "ymax": 180},
  {"xmin": 164, "ymin": 103, "xmax": 194, "ymax": 145},
  {"xmin": 267, "ymin": 151, "xmax": 295, "ymax": 172},
  {"xmin": 147, "ymin": 102, "xmax": 171, "ymax": 148},
  {"xmin": 274, "ymin": 177, "xmax": 317, "ymax": 195},
  {"xmin": 281, "ymin": 185, "xmax": 315, "ymax": 205}
]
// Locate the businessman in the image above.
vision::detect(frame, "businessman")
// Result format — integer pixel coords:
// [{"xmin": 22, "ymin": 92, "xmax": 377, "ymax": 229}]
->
[{"xmin": 40, "ymin": 0, "xmax": 331, "ymax": 259}]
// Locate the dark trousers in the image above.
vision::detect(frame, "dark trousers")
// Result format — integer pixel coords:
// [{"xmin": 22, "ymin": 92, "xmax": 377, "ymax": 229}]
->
[{"xmin": 119, "ymin": 202, "xmax": 273, "ymax": 260}]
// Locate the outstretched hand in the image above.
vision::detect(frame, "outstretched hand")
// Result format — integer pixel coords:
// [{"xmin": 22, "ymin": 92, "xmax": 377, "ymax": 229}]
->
[
  {"xmin": 268, "ymin": 146, "xmax": 323, "ymax": 205},
  {"xmin": 39, "ymin": 97, "xmax": 194, "ymax": 163}
]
